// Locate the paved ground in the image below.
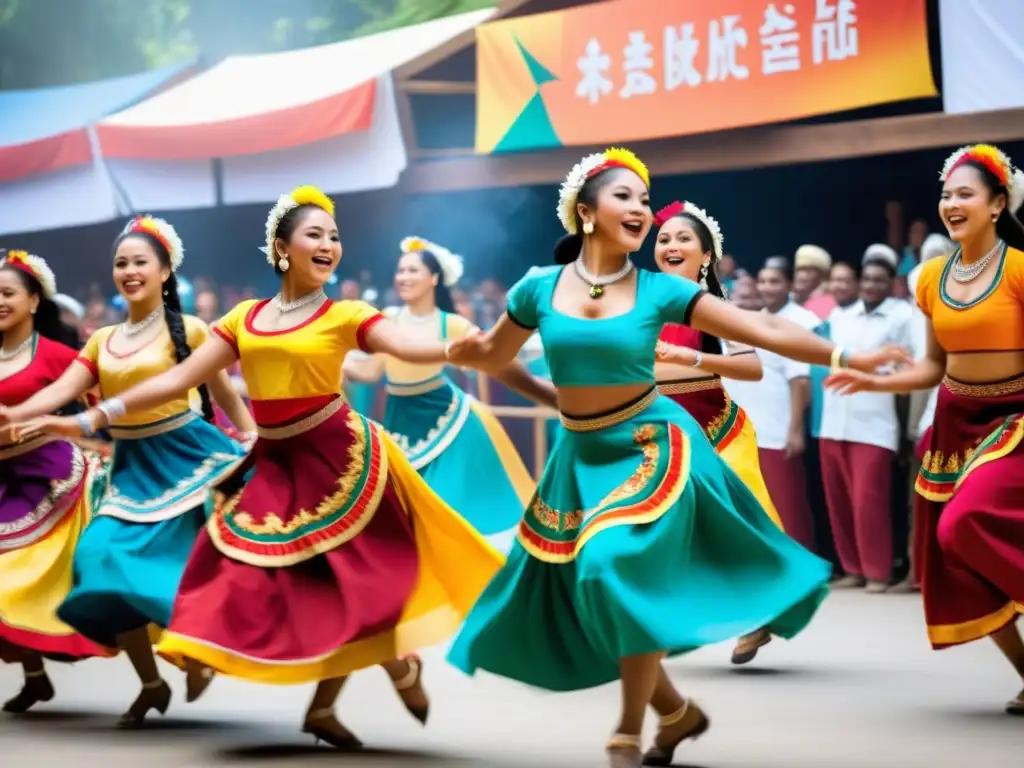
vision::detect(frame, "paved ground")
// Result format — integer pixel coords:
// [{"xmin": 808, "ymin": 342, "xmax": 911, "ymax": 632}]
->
[{"xmin": 1, "ymin": 590, "xmax": 1020, "ymax": 767}]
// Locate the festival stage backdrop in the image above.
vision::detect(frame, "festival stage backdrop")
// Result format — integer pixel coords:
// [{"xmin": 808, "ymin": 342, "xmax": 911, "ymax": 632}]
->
[{"xmin": 475, "ymin": 0, "xmax": 936, "ymax": 153}]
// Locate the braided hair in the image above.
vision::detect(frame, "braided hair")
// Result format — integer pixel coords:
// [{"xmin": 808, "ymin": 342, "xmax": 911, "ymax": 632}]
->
[{"xmin": 113, "ymin": 231, "xmax": 214, "ymax": 422}]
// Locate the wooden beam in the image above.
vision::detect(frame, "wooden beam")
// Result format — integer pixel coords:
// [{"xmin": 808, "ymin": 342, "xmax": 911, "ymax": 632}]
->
[
  {"xmin": 398, "ymin": 80, "xmax": 476, "ymax": 95},
  {"xmin": 401, "ymin": 108, "xmax": 1024, "ymax": 194},
  {"xmin": 393, "ymin": 86, "xmax": 420, "ymax": 157}
]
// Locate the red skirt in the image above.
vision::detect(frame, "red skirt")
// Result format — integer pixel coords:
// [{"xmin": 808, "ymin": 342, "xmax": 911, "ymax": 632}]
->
[
  {"xmin": 915, "ymin": 374, "xmax": 1024, "ymax": 648},
  {"xmin": 156, "ymin": 396, "xmax": 502, "ymax": 683}
]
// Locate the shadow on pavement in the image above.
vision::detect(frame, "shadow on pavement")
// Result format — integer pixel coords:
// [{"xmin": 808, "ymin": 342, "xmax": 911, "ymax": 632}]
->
[{"xmin": 215, "ymin": 744, "xmax": 475, "ymax": 763}]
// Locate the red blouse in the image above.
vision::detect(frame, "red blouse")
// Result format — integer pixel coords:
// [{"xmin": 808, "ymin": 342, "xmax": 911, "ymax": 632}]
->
[
  {"xmin": 0, "ymin": 335, "xmax": 79, "ymax": 406},
  {"xmin": 660, "ymin": 323, "xmax": 703, "ymax": 350}
]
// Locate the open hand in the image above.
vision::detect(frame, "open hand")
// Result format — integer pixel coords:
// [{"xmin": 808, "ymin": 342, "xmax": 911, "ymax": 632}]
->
[
  {"xmin": 19, "ymin": 415, "xmax": 87, "ymax": 440},
  {"xmin": 825, "ymin": 370, "xmax": 881, "ymax": 395},
  {"xmin": 655, "ymin": 341, "xmax": 697, "ymax": 366},
  {"xmin": 849, "ymin": 344, "xmax": 912, "ymax": 373},
  {"xmin": 446, "ymin": 331, "xmax": 491, "ymax": 367}
]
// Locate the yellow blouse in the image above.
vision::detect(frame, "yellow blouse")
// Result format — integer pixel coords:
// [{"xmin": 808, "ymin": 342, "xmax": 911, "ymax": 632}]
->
[
  {"xmin": 213, "ymin": 298, "xmax": 382, "ymax": 422},
  {"xmin": 78, "ymin": 316, "xmax": 209, "ymax": 426},
  {"xmin": 381, "ymin": 307, "xmax": 473, "ymax": 384}
]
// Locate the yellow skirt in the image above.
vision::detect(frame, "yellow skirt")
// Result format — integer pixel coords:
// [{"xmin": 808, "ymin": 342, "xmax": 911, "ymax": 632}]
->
[{"xmin": 718, "ymin": 417, "xmax": 784, "ymax": 529}]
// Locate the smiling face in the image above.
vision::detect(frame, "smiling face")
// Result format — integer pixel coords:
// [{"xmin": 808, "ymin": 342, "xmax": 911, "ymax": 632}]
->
[
  {"xmin": 828, "ymin": 262, "xmax": 858, "ymax": 306},
  {"xmin": 578, "ymin": 168, "xmax": 652, "ymax": 252},
  {"xmin": 112, "ymin": 235, "xmax": 171, "ymax": 306},
  {"xmin": 394, "ymin": 252, "xmax": 436, "ymax": 305},
  {"xmin": 0, "ymin": 268, "xmax": 38, "ymax": 334},
  {"xmin": 275, "ymin": 206, "xmax": 342, "ymax": 287},
  {"xmin": 757, "ymin": 267, "xmax": 791, "ymax": 310},
  {"xmin": 940, "ymin": 164, "xmax": 1005, "ymax": 245},
  {"xmin": 654, "ymin": 215, "xmax": 711, "ymax": 283},
  {"xmin": 860, "ymin": 262, "xmax": 893, "ymax": 307}
]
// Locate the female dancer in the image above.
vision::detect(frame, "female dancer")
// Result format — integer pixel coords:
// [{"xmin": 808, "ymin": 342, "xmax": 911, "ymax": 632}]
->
[
  {"xmin": 0, "ymin": 251, "xmax": 108, "ymax": 712},
  {"xmin": 828, "ymin": 144, "xmax": 1024, "ymax": 714},
  {"xmin": 18, "ymin": 186, "xmax": 504, "ymax": 747},
  {"xmin": 0, "ymin": 217, "xmax": 255, "ymax": 727},
  {"xmin": 444, "ymin": 147, "xmax": 905, "ymax": 767},
  {"xmin": 651, "ymin": 201, "xmax": 784, "ymax": 666},
  {"xmin": 344, "ymin": 236, "xmax": 550, "ymax": 539}
]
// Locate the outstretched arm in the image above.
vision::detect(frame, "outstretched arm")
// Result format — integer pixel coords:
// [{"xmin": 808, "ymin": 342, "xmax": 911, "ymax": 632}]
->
[
  {"xmin": 343, "ymin": 351, "xmax": 386, "ymax": 383},
  {"xmin": 80, "ymin": 337, "xmax": 238, "ymax": 433},
  {"xmin": 1, "ymin": 362, "xmax": 96, "ymax": 424},
  {"xmin": 446, "ymin": 315, "xmax": 534, "ymax": 372},
  {"xmin": 687, "ymin": 295, "xmax": 907, "ymax": 373},
  {"xmin": 828, "ymin": 321, "xmax": 946, "ymax": 395},
  {"xmin": 655, "ymin": 341, "xmax": 763, "ymax": 382},
  {"xmin": 363, "ymin": 320, "xmax": 447, "ymax": 364},
  {"xmin": 490, "ymin": 359, "xmax": 558, "ymax": 409}
]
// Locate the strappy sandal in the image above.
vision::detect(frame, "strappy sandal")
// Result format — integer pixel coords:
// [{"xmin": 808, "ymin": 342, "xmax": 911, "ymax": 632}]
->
[
  {"xmin": 1006, "ymin": 689, "xmax": 1024, "ymax": 716},
  {"xmin": 642, "ymin": 699, "xmax": 710, "ymax": 766},
  {"xmin": 392, "ymin": 654, "xmax": 429, "ymax": 725},
  {"xmin": 2, "ymin": 669, "xmax": 54, "ymax": 713},
  {"xmin": 118, "ymin": 678, "xmax": 171, "ymax": 729},
  {"xmin": 731, "ymin": 627, "xmax": 772, "ymax": 665},
  {"xmin": 302, "ymin": 707, "xmax": 363, "ymax": 750},
  {"xmin": 606, "ymin": 733, "xmax": 643, "ymax": 768}
]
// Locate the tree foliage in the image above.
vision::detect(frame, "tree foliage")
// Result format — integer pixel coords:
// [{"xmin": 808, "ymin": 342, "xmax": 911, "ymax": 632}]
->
[{"xmin": 0, "ymin": 0, "xmax": 494, "ymax": 89}]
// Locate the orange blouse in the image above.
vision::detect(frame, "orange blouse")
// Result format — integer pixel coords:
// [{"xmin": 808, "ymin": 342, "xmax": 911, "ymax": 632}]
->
[{"xmin": 916, "ymin": 244, "xmax": 1024, "ymax": 353}]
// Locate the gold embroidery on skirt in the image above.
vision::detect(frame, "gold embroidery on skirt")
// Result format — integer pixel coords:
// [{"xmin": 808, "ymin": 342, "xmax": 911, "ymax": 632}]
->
[{"xmin": 942, "ymin": 374, "xmax": 1024, "ymax": 398}]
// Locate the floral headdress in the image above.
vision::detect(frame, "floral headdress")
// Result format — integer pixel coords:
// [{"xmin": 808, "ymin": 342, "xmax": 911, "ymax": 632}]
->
[
  {"xmin": 262, "ymin": 185, "xmax": 336, "ymax": 269},
  {"xmin": 123, "ymin": 216, "xmax": 184, "ymax": 272},
  {"xmin": 654, "ymin": 201, "xmax": 724, "ymax": 261},
  {"xmin": 558, "ymin": 147, "xmax": 650, "ymax": 234},
  {"xmin": 0, "ymin": 250, "xmax": 57, "ymax": 298},
  {"xmin": 941, "ymin": 144, "xmax": 1024, "ymax": 214},
  {"xmin": 400, "ymin": 236, "xmax": 464, "ymax": 287}
]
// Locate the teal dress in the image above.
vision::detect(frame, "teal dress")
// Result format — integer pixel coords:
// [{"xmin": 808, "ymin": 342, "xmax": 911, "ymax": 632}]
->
[
  {"xmin": 448, "ymin": 267, "xmax": 831, "ymax": 691},
  {"xmin": 381, "ymin": 309, "xmax": 532, "ymax": 538}
]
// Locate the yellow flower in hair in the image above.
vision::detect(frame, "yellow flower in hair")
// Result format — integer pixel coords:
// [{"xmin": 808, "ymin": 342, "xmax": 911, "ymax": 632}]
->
[
  {"xmin": 5, "ymin": 250, "xmax": 30, "ymax": 265},
  {"xmin": 290, "ymin": 185, "xmax": 335, "ymax": 217},
  {"xmin": 603, "ymin": 147, "xmax": 650, "ymax": 188},
  {"xmin": 401, "ymin": 237, "xmax": 428, "ymax": 253}
]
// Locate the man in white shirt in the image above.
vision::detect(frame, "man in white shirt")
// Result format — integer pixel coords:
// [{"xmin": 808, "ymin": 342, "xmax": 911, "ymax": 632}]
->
[
  {"xmin": 727, "ymin": 257, "xmax": 821, "ymax": 552},
  {"xmin": 819, "ymin": 246, "xmax": 913, "ymax": 593}
]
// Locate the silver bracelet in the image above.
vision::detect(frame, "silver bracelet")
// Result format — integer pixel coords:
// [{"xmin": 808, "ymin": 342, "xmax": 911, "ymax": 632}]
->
[
  {"xmin": 75, "ymin": 413, "xmax": 95, "ymax": 437},
  {"xmin": 692, "ymin": 351, "xmax": 703, "ymax": 369},
  {"xmin": 97, "ymin": 397, "xmax": 126, "ymax": 425}
]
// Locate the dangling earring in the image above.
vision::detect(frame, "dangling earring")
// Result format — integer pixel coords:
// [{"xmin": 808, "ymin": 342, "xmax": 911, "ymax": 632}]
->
[
  {"xmin": 30, "ymin": 306, "xmax": 36, "ymax": 315},
  {"xmin": 993, "ymin": 212, "xmax": 1000, "ymax": 222},
  {"xmin": 699, "ymin": 262, "xmax": 709, "ymax": 290},
  {"xmin": 582, "ymin": 221, "xmax": 594, "ymax": 235},
  {"xmin": 278, "ymin": 256, "xmax": 291, "ymax": 272}
]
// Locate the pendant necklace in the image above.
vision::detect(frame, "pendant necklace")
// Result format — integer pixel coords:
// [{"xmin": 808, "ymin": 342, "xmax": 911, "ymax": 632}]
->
[
  {"xmin": 121, "ymin": 306, "xmax": 164, "ymax": 337},
  {"xmin": 0, "ymin": 332, "xmax": 35, "ymax": 361},
  {"xmin": 574, "ymin": 256, "xmax": 635, "ymax": 299},
  {"xmin": 273, "ymin": 288, "xmax": 326, "ymax": 313}
]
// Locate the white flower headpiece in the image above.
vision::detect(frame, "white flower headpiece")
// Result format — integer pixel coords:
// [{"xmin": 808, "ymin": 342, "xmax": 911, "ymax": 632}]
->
[
  {"xmin": 654, "ymin": 201, "xmax": 725, "ymax": 261},
  {"xmin": 557, "ymin": 147, "xmax": 652, "ymax": 235},
  {"xmin": 123, "ymin": 216, "xmax": 185, "ymax": 272},
  {"xmin": 400, "ymin": 236, "xmax": 464, "ymax": 287},
  {"xmin": 1, "ymin": 250, "xmax": 57, "ymax": 298},
  {"xmin": 940, "ymin": 144, "xmax": 1024, "ymax": 215},
  {"xmin": 260, "ymin": 185, "xmax": 337, "ymax": 268}
]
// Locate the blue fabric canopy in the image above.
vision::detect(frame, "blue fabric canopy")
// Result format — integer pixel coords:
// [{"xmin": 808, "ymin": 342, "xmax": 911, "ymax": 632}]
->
[{"xmin": 0, "ymin": 61, "xmax": 194, "ymax": 147}]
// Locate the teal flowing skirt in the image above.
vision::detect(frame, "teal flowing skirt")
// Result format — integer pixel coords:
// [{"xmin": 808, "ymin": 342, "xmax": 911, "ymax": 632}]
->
[
  {"xmin": 384, "ymin": 376, "xmax": 532, "ymax": 537},
  {"xmin": 58, "ymin": 412, "xmax": 249, "ymax": 647},
  {"xmin": 448, "ymin": 391, "xmax": 831, "ymax": 691}
]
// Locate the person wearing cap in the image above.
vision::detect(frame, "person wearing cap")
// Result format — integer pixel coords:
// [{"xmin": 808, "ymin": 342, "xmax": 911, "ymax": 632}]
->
[
  {"xmin": 794, "ymin": 244, "xmax": 838, "ymax": 320},
  {"xmin": 818, "ymin": 245, "xmax": 912, "ymax": 593}
]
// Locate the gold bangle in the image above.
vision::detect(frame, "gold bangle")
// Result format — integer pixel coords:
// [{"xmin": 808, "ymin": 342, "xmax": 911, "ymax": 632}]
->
[
  {"xmin": 443, "ymin": 341, "xmax": 452, "ymax": 361},
  {"xmin": 830, "ymin": 346, "xmax": 845, "ymax": 371}
]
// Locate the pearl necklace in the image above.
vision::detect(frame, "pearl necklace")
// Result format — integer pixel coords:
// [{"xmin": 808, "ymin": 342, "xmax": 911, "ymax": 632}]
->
[
  {"xmin": 0, "ymin": 332, "xmax": 34, "ymax": 361},
  {"xmin": 950, "ymin": 239, "xmax": 1003, "ymax": 283},
  {"xmin": 122, "ymin": 306, "xmax": 164, "ymax": 337},
  {"xmin": 272, "ymin": 288, "xmax": 326, "ymax": 313},
  {"xmin": 574, "ymin": 256, "xmax": 635, "ymax": 299}
]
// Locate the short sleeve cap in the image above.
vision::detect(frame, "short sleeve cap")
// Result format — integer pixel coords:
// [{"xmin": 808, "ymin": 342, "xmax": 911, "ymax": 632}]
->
[
  {"xmin": 212, "ymin": 300, "xmax": 256, "ymax": 351},
  {"xmin": 336, "ymin": 300, "xmax": 384, "ymax": 352},
  {"xmin": 656, "ymin": 273, "xmax": 705, "ymax": 325},
  {"xmin": 75, "ymin": 328, "xmax": 108, "ymax": 378},
  {"xmin": 443, "ymin": 312, "xmax": 475, "ymax": 341},
  {"xmin": 914, "ymin": 258, "xmax": 945, "ymax": 318},
  {"xmin": 184, "ymin": 315, "xmax": 210, "ymax": 349},
  {"xmin": 506, "ymin": 268, "xmax": 542, "ymax": 329}
]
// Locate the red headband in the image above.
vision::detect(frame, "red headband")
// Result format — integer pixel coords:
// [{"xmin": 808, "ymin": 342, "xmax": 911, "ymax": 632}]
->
[
  {"xmin": 654, "ymin": 201, "xmax": 685, "ymax": 227},
  {"xmin": 126, "ymin": 215, "xmax": 172, "ymax": 255},
  {"xmin": 951, "ymin": 153, "xmax": 1010, "ymax": 188}
]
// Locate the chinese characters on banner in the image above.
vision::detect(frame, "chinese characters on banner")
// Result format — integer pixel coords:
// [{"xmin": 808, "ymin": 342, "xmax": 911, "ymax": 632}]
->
[{"xmin": 475, "ymin": 0, "xmax": 936, "ymax": 153}]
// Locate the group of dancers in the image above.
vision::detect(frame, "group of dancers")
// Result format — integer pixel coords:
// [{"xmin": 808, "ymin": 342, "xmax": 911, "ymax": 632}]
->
[{"xmin": 0, "ymin": 142, "xmax": 1021, "ymax": 767}]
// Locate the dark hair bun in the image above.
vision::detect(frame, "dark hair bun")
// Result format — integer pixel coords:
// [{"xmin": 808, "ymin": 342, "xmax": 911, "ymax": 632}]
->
[{"xmin": 553, "ymin": 233, "xmax": 582, "ymax": 264}]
